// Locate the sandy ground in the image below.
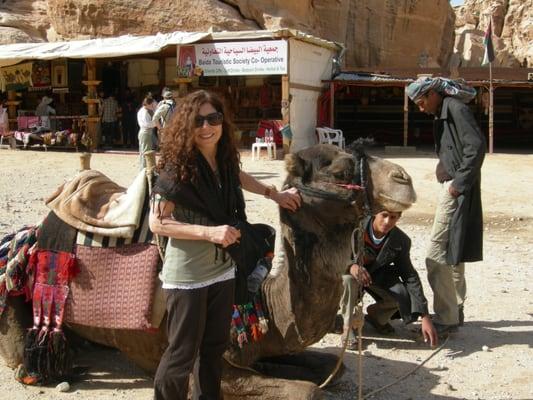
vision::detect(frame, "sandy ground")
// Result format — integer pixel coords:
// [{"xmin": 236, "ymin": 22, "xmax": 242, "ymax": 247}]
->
[{"xmin": 0, "ymin": 147, "xmax": 531, "ymax": 400}]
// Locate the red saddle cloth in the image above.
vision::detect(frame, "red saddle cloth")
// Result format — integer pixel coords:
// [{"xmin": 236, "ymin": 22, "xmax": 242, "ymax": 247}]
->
[{"xmin": 65, "ymin": 243, "xmax": 160, "ymax": 330}]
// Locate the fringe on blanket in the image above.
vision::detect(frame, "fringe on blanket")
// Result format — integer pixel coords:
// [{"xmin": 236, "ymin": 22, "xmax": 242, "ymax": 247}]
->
[
  {"xmin": 230, "ymin": 294, "xmax": 269, "ymax": 348},
  {"xmin": 19, "ymin": 250, "xmax": 77, "ymax": 385}
]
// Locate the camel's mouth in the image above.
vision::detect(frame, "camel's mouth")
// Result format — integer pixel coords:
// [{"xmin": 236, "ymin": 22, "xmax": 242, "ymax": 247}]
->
[
  {"xmin": 377, "ymin": 193, "xmax": 415, "ymax": 211},
  {"xmin": 335, "ymin": 183, "xmax": 364, "ymax": 191},
  {"xmin": 317, "ymin": 181, "xmax": 364, "ymax": 193}
]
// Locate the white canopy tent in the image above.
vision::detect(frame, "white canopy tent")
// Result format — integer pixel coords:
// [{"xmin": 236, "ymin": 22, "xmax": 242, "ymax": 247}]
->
[{"xmin": 0, "ymin": 29, "xmax": 340, "ymax": 67}]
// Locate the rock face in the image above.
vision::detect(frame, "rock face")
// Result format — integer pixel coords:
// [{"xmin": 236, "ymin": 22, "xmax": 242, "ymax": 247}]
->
[
  {"xmin": 0, "ymin": 0, "xmax": 49, "ymax": 44},
  {"xmin": 45, "ymin": 0, "xmax": 258, "ymax": 38},
  {"xmin": 453, "ymin": 0, "xmax": 532, "ymax": 67},
  {"xmin": 0, "ymin": 0, "xmax": 530, "ymax": 69},
  {"xmin": 229, "ymin": 0, "xmax": 456, "ymax": 68}
]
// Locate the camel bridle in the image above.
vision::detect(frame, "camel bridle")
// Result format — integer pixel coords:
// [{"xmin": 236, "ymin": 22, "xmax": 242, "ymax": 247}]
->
[{"xmin": 292, "ymin": 154, "xmax": 370, "ymax": 208}]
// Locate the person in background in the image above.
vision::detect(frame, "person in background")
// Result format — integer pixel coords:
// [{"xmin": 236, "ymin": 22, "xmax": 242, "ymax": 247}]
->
[
  {"xmin": 100, "ymin": 93, "xmax": 119, "ymax": 147},
  {"xmin": 406, "ymin": 77, "xmax": 485, "ymax": 336},
  {"xmin": 137, "ymin": 95, "xmax": 157, "ymax": 170},
  {"xmin": 35, "ymin": 95, "xmax": 56, "ymax": 130},
  {"xmin": 150, "ymin": 90, "xmax": 300, "ymax": 400},
  {"xmin": 340, "ymin": 209, "xmax": 438, "ymax": 349},
  {"xmin": 0, "ymin": 98, "xmax": 9, "ymax": 134},
  {"xmin": 152, "ymin": 88, "xmax": 175, "ymax": 131},
  {"xmin": 121, "ymin": 88, "xmax": 138, "ymax": 148}
]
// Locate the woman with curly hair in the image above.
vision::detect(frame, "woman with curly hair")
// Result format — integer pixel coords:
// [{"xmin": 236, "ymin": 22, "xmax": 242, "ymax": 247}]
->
[{"xmin": 150, "ymin": 90, "xmax": 300, "ymax": 400}]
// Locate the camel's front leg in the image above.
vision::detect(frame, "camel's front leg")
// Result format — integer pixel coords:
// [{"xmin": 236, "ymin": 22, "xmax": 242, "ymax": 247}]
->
[{"xmin": 222, "ymin": 362, "xmax": 323, "ymax": 400}]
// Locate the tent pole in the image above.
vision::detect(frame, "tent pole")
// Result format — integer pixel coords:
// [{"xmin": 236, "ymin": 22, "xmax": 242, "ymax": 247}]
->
[
  {"xmin": 329, "ymin": 81, "xmax": 335, "ymax": 128},
  {"xmin": 488, "ymin": 61, "xmax": 494, "ymax": 154},
  {"xmin": 403, "ymin": 85, "xmax": 408, "ymax": 147},
  {"xmin": 82, "ymin": 58, "xmax": 101, "ymax": 151}
]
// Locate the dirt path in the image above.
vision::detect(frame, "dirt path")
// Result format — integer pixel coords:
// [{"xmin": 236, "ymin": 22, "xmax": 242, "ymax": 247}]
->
[{"xmin": 0, "ymin": 148, "xmax": 531, "ymax": 399}]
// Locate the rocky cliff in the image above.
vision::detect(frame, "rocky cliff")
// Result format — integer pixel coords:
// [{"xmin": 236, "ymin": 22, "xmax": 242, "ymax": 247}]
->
[
  {"xmin": 0, "ymin": 0, "xmax": 530, "ymax": 68},
  {"xmin": 453, "ymin": 0, "xmax": 532, "ymax": 68}
]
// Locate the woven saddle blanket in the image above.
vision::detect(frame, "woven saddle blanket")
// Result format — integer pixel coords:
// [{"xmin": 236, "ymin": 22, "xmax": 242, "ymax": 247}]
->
[
  {"xmin": 46, "ymin": 169, "xmax": 147, "ymax": 239},
  {"xmin": 65, "ymin": 242, "xmax": 163, "ymax": 330}
]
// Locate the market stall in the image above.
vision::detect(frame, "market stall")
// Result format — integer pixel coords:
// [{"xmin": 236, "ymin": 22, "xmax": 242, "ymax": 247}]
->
[{"xmin": 0, "ymin": 30, "xmax": 343, "ymax": 152}]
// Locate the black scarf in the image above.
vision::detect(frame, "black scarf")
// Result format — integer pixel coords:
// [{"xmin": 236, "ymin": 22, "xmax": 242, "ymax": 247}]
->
[{"xmin": 153, "ymin": 152, "xmax": 274, "ymax": 304}]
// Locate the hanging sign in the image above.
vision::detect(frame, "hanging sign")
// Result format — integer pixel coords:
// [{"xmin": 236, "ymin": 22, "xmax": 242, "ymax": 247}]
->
[
  {"xmin": 1, "ymin": 62, "xmax": 33, "ymax": 90},
  {"xmin": 177, "ymin": 45, "xmax": 196, "ymax": 80},
  {"xmin": 181, "ymin": 40, "xmax": 288, "ymax": 77}
]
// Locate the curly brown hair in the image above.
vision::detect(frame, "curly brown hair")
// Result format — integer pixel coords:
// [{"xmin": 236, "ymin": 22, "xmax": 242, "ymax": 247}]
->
[{"xmin": 157, "ymin": 90, "xmax": 240, "ymax": 182}]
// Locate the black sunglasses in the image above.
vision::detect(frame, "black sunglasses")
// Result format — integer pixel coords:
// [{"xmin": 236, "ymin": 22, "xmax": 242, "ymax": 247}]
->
[{"xmin": 194, "ymin": 112, "xmax": 224, "ymax": 128}]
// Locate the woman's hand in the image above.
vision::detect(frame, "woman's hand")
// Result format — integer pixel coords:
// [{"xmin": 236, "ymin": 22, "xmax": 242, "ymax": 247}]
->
[
  {"xmin": 207, "ymin": 225, "xmax": 241, "ymax": 248},
  {"xmin": 421, "ymin": 315, "xmax": 438, "ymax": 347},
  {"xmin": 349, "ymin": 263, "xmax": 372, "ymax": 287},
  {"xmin": 271, "ymin": 187, "xmax": 301, "ymax": 212}
]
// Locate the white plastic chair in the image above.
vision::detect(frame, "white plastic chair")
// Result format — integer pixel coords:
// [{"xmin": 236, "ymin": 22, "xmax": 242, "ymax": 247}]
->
[
  {"xmin": 316, "ymin": 127, "xmax": 345, "ymax": 150},
  {"xmin": 251, "ymin": 130, "xmax": 276, "ymax": 160}
]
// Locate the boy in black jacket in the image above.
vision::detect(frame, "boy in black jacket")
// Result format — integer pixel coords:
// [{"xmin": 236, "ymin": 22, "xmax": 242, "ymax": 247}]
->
[{"xmin": 340, "ymin": 210, "xmax": 438, "ymax": 348}]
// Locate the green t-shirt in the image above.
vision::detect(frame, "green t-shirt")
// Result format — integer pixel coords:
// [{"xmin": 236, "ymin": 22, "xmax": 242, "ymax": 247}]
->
[{"xmin": 160, "ymin": 203, "xmax": 233, "ymax": 285}]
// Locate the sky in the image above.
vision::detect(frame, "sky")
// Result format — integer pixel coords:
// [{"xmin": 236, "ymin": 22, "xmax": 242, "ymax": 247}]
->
[{"xmin": 450, "ymin": 0, "xmax": 465, "ymax": 6}]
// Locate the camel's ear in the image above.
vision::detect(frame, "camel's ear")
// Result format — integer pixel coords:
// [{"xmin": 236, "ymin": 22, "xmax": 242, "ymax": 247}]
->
[
  {"xmin": 285, "ymin": 153, "xmax": 305, "ymax": 178},
  {"xmin": 285, "ymin": 153, "xmax": 313, "ymax": 183}
]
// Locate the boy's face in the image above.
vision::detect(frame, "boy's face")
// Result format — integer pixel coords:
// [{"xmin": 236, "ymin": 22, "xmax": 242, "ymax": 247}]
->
[
  {"xmin": 415, "ymin": 90, "xmax": 441, "ymax": 115},
  {"xmin": 372, "ymin": 210, "xmax": 401, "ymax": 236}
]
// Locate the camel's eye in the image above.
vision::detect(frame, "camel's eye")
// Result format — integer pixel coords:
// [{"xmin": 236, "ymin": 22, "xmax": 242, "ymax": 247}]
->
[
  {"xmin": 320, "ymin": 159, "xmax": 332, "ymax": 168},
  {"xmin": 333, "ymin": 170, "xmax": 349, "ymax": 181}
]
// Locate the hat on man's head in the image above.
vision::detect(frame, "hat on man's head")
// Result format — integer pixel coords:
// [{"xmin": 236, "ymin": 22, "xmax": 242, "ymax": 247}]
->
[
  {"xmin": 41, "ymin": 96, "xmax": 53, "ymax": 105},
  {"xmin": 161, "ymin": 88, "xmax": 173, "ymax": 99},
  {"xmin": 406, "ymin": 77, "xmax": 437, "ymax": 102},
  {"xmin": 407, "ymin": 77, "xmax": 476, "ymax": 104}
]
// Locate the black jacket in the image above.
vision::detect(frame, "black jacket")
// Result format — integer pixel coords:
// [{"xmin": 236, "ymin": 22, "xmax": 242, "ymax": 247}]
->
[
  {"xmin": 358, "ymin": 217, "xmax": 429, "ymax": 324},
  {"xmin": 434, "ymin": 97, "xmax": 486, "ymax": 264}
]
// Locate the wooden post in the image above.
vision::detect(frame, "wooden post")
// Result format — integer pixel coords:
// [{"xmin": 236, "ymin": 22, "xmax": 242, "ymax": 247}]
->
[
  {"xmin": 403, "ymin": 85, "xmax": 409, "ymax": 147},
  {"xmin": 5, "ymin": 90, "xmax": 20, "ymax": 129},
  {"xmin": 281, "ymin": 75, "xmax": 291, "ymax": 154},
  {"xmin": 281, "ymin": 75, "xmax": 290, "ymax": 125},
  {"xmin": 82, "ymin": 58, "xmax": 101, "ymax": 151},
  {"xmin": 174, "ymin": 77, "xmax": 191, "ymax": 98},
  {"xmin": 329, "ymin": 81, "xmax": 335, "ymax": 128},
  {"xmin": 144, "ymin": 150, "xmax": 156, "ymax": 175},
  {"xmin": 159, "ymin": 58, "xmax": 166, "ymax": 89},
  {"xmin": 79, "ymin": 152, "xmax": 92, "ymax": 170},
  {"xmin": 488, "ymin": 62, "xmax": 494, "ymax": 154}
]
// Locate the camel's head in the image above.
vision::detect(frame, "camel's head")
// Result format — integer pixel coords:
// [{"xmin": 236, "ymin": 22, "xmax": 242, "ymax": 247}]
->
[
  {"xmin": 284, "ymin": 144, "xmax": 367, "ymax": 224},
  {"xmin": 366, "ymin": 154, "xmax": 417, "ymax": 214},
  {"xmin": 284, "ymin": 144, "xmax": 416, "ymax": 224}
]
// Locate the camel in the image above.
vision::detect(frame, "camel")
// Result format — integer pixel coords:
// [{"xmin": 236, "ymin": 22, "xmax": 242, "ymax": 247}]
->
[{"xmin": 0, "ymin": 144, "xmax": 416, "ymax": 399}]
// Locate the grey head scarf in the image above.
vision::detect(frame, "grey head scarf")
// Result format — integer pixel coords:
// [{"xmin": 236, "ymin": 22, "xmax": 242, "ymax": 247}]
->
[{"xmin": 406, "ymin": 77, "xmax": 477, "ymax": 104}]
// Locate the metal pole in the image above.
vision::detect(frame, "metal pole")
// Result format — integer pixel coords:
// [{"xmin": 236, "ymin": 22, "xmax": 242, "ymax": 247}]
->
[{"xmin": 489, "ymin": 61, "xmax": 494, "ymax": 154}]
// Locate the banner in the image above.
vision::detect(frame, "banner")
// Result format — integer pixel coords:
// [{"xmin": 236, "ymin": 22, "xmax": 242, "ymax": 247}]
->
[
  {"xmin": 189, "ymin": 40, "xmax": 287, "ymax": 76},
  {"xmin": 1, "ymin": 62, "xmax": 33, "ymax": 91},
  {"xmin": 482, "ymin": 19, "xmax": 495, "ymax": 66},
  {"xmin": 177, "ymin": 45, "xmax": 197, "ymax": 78},
  {"xmin": 32, "ymin": 61, "xmax": 51, "ymax": 88},
  {"xmin": 51, "ymin": 59, "xmax": 68, "ymax": 87}
]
